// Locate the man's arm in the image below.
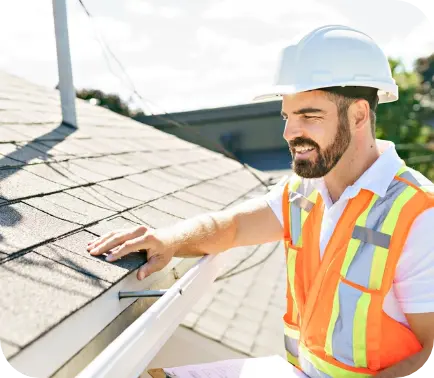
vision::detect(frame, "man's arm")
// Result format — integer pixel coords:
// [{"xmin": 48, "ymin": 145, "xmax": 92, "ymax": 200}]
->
[
  {"xmin": 375, "ymin": 313, "xmax": 434, "ymax": 377},
  {"xmin": 88, "ymin": 197, "xmax": 283, "ymax": 279},
  {"xmin": 172, "ymin": 197, "xmax": 284, "ymax": 257}
]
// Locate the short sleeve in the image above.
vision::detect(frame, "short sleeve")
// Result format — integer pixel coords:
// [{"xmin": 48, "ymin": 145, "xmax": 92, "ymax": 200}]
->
[
  {"xmin": 263, "ymin": 175, "xmax": 288, "ymax": 227},
  {"xmin": 394, "ymin": 207, "xmax": 434, "ymax": 314}
]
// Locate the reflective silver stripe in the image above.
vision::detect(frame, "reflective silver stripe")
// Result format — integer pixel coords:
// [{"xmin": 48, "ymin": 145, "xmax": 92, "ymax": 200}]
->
[
  {"xmin": 352, "ymin": 226, "xmax": 390, "ymax": 249},
  {"xmin": 290, "ymin": 192, "xmax": 315, "ymax": 212},
  {"xmin": 290, "ymin": 202, "xmax": 301, "ymax": 246},
  {"xmin": 345, "ymin": 179, "xmax": 407, "ymax": 288},
  {"xmin": 332, "ymin": 280, "xmax": 364, "ymax": 367},
  {"xmin": 331, "ymin": 179, "xmax": 409, "ymax": 367},
  {"xmin": 298, "ymin": 355, "xmax": 333, "ymax": 378},
  {"xmin": 284, "ymin": 335, "xmax": 299, "ymax": 358},
  {"xmin": 399, "ymin": 167, "xmax": 434, "ymax": 192}
]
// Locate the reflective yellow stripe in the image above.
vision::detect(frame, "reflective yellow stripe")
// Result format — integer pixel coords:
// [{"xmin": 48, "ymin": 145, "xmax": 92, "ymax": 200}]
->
[
  {"xmin": 353, "ymin": 292, "xmax": 371, "ymax": 367},
  {"xmin": 324, "ymin": 286, "xmax": 340, "ymax": 356},
  {"xmin": 341, "ymin": 194, "xmax": 379, "ymax": 277},
  {"xmin": 369, "ymin": 187, "xmax": 417, "ymax": 289},
  {"xmin": 289, "ymin": 176, "xmax": 302, "ymax": 192},
  {"xmin": 291, "ymin": 303, "xmax": 298, "ymax": 323},
  {"xmin": 286, "ymin": 351, "xmax": 300, "ymax": 368},
  {"xmin": 287, "ymin": 247, "xmax": 298, "ymax": 316},
  {"xmin": 284, "ymin": 323, "xmax": 300, "ymax": 339},
  {"xmin": 396, "ymin": 165, "xmax": 407, "ymax": 176},
  {"xmin": 299, "ymin": 344, "xmax": 372, "ymax": 378}
]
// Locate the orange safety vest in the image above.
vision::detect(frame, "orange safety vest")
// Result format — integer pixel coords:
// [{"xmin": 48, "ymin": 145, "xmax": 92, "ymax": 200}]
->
[{"xmin": 282, "ymin": 165, "xmax": 434, "ymax": 377}]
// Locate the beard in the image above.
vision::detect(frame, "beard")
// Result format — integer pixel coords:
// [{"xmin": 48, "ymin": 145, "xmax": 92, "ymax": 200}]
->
[{"xmin": 289, "ymin": 117, "xmax": 351, "ymax": 178}]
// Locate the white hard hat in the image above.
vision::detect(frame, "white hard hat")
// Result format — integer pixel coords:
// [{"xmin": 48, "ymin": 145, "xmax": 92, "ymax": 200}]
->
[{"xmin": 254, "ymin": 25, "xmax": 398, "ymax": 104}]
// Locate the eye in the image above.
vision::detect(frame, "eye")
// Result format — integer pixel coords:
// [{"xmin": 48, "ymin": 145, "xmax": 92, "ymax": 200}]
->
[{"xmin": 304, "ymin": 115, "xmax": 320, "ymax": 120}]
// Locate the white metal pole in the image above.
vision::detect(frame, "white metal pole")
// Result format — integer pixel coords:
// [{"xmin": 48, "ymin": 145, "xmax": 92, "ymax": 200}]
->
[{"xmin": 52, "ymin": 0, "xmax": 77, "ymax": 127}]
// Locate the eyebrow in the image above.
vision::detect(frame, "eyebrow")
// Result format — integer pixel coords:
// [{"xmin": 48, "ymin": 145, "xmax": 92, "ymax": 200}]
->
[{"xmin": 281, "ymin": 108, "xmax": 325, "ymax": 118}]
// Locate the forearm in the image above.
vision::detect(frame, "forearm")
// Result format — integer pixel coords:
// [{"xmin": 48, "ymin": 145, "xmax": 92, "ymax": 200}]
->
[
  {"xmin": 161, "ymin": 211, "xmax": 236, "ymax": 258},
  {"xmin": 375, "ymin": 346, "xmax": 432, "ymax": 377}
]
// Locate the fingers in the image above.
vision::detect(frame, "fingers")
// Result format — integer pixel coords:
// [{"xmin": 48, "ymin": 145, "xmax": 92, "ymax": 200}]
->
[
  {"xmin": 87, "ymin": 230, "xmax": 118, "ymax": 253},
  {"xmin": 137, "ymin": 254, "xmax": 168, "ymax": 280},
  {"xmin": 105, "ymin": 233, "xmax": 152, "ymax": 262},
  {"xmin": 87, "ymin": 225, "xmax": 148, "ymax": 256}
]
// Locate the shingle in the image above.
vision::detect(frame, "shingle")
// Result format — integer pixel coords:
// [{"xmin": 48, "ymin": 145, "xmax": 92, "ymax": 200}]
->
[
  {"xmin": 150, "ymin": 196, "xmax": 210, "ymax": 219},
  {"xmin": 194, "ymin": 310, "xmax": 230, "ymax": 341},
  {"xmin": 206, "ymin": 298, "xmax": 238, "ymax": 320},
  {"xmin": 0, "ymin": 167, "xmax": 66, "ymax": 201},
  {"xmin": 67, "ymin": 184, "xmax": 141, "ymax": 210},
  {"xmin": 34, "ymin": 231, "xmax": 146, "ymax": 283},
  {"xmin": 182, "ymin": 311, "xmax": 200, "ymax": 328},
  {"xmin": 124, "ymin": 171, "xmax": 178, "ymax": 195},
  {"xmin": 23, "ymin": 192, "xmax": 115, "ymax": 225},
  {"xmin": 217, "ymin": 170, "xmax": 262, "ymax": 192},
  {"xmin": 1, "ymin": 340, "xmax": 20, "ymax": 359},
  {"xmin": 0, "ymin": 252, "xmax": 109, "ymax": 347},
  {"xmin": 0, "ymin": 202, "xmax": 77, "ymax": 255},
  {"xmin": 24, "ymin": 160, "xmax": 108, "ymax": 187},
  {"xmin": 86, "ymin": 216, "xmax": 140, "ymax": 236},
  {"xmin": 35, "ymin": 138, "xmax": 98, "ymax": 157},
  {"xmin": 108, "ymin": 152, "xmax": 158, "ymax": 171},
  {"xmin": 0, "ymin": 154, "xmax": 23, "ymax": 168},
  {"xmin": 171, "ymin": 190, "xmax": 222, "ymax": 211},
  {"xmin": 127, "ymin": 169, "xmax": 196, "ymax": 195},
  {"xmin": 0, "ymin": 143, "xmax": 49, "ymax": 165},
  {"xmin": 226, "ymin": 314, "xmax": 262, "ymax": 336},
  {"xmin": 98, "ymin": 178, "xmax": 161, "ymax": 203},
  {"xmin": 25, "ymin": 140, "xmax": 76, "ymax": 160},
  {"xmin": 127, "ymin": 206, "xmax": 182, "ymax": 228},
  {"xmin": 72, "ymin": 156, "xmax": 140, "ymax": 179},
  {"xmin": 186, "ymin": 182, "xmax": 241, "ymax": 207},
  {"xmin": 166, "ymin": 162, "xmax": 217, "ymax": 181},
  {"xmin": 221, "ymin": 326, "xmax": 255, "ymax": 354}
]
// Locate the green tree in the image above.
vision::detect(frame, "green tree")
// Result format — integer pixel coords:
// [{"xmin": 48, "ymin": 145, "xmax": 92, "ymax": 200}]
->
[
  {"xmin": 375, "ymin": 58, "xmax": 433, "ymax": 179},
  {"xmin": 76, "ymin": 89, "xmax": 133, "ymax": 117},
  {"xmin": 414, "ymin": 53, "xmax": 434, "ymax": 98}
]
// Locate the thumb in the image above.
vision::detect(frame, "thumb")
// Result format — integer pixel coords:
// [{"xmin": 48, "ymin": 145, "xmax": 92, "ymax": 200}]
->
[{"xmin": 137, "ymin": 254, "xmax": 167, "ymax": 280}]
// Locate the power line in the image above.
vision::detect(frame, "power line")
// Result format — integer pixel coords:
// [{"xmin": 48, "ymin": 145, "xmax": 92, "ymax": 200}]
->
[
  {"xmin": 76, "ymin": 0, "xmax": 273, "ymax": 191},
  {"xmin": 75, "ymin": 0, "xmax": 286, "ymax": 281}
]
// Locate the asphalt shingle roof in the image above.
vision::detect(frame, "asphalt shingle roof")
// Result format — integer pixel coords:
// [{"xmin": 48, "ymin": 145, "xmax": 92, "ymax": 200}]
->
[{"xmin": 0, "ymin": 71, "xmax": 271, "ymax": 367}]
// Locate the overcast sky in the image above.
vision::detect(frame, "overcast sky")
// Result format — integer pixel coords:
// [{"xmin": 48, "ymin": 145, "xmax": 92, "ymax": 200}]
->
[{"xmin": 0, "ymin": 0, "xmax": 433, "ymax": 114}]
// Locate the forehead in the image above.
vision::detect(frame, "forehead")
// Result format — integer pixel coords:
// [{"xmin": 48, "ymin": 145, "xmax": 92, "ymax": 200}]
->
[{"xmin": 282, "ymin": 90, "xmax": 336, "ymax": 112}]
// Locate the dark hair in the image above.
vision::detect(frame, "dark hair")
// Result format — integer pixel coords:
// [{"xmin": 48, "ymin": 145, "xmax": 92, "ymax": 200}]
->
[{"xmin": 319, "ymin": 86, "xmax": 379, "ymax": 137}]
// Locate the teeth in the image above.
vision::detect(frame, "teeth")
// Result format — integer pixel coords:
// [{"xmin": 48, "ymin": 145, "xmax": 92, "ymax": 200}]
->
[{"xmin": 295, "ymin": 146, "xmax": 314, "ymax": 153}]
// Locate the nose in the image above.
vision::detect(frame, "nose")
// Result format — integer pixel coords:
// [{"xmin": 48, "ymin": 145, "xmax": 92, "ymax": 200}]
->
[{"xmin": 283, "ymin": 119, "xmax": 303, "ymax": 142}]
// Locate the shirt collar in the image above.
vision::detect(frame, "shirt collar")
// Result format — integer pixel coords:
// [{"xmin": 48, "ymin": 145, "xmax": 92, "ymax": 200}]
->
[{"xmin": 308, "ymin": 139, "xmax": 404, "ymax": 205}]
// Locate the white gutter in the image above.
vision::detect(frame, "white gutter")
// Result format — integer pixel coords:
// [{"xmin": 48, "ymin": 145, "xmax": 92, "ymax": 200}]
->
[{"xmin": 76, "ymin": 253, "xmax": 225, "ymax": 378}]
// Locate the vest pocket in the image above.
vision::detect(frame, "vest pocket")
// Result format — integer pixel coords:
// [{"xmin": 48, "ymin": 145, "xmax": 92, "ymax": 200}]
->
[{"xmin": 326, "ymin": 276, "xmax": 381, "ymax": 370}]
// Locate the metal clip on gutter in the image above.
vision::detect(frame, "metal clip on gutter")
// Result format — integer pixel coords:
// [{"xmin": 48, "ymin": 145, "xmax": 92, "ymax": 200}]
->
[{"xmin": 118, "ymin": 290, "xmax": 168, "ymax": 299}]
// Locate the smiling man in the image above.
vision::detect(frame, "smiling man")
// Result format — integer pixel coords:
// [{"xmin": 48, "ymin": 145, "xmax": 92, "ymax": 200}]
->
[{"xmin": 87, "ymin": 25, "xmax": 434, "ymax": 377}]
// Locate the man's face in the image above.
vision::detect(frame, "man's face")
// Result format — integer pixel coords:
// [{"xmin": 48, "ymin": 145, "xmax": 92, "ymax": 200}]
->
[{"xmin": 281, "ymin": 91, "xmax": 351, "ymax": 178}]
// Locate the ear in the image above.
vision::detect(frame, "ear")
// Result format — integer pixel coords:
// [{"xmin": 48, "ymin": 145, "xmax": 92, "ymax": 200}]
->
[{"xmin": 349, "ymin": 100, "xmax": 370, "ymax": 132}]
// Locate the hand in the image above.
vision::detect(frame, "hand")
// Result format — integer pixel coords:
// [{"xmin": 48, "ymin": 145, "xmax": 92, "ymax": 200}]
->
[{"xmin": 87, "ymin": 225, "xmax": 177, "ymax": 280}]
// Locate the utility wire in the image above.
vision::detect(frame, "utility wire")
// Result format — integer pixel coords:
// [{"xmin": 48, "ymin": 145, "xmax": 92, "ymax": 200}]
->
[
  {"xmin": 76, "ymin": 0, "xmax": 274, "ymax": 191},
  {"xmin": 76, "ymin": 0, "xmax": 287, "ymax": 281}
]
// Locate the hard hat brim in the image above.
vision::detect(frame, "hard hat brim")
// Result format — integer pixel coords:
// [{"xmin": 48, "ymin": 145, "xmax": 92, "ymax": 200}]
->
[{"xmin": 253, "ymin": 81, "xmax": 399, "ymax": 104}]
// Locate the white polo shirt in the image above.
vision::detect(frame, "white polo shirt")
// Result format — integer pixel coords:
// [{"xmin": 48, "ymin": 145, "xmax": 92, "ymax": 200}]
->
[{"xmin": 265, "ymin": 140, "xmax": 434, "ymax": 327}]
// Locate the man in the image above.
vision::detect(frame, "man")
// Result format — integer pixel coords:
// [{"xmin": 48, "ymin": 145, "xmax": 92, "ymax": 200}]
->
[{"xmin": 87, "ymin": 25, "xmax": 434, "ymax": 377}]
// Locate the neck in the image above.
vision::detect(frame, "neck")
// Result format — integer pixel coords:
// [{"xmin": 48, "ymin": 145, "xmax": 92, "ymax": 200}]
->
[{"xmin": 324, "ymin": 138, "xmax": 380, "ymax": 203}]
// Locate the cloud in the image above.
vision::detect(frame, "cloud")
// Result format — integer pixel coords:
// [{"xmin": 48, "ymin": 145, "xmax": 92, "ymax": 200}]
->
[
  {"xmin": 126, "ymin": 0, "xmax": 185, "ymax": 18},
  {"xmin": 384, "ymin": 20, "xmax": 434, "ymax": 66},
  {"xmin": 203, "ymin": 0, "xmax": 349, "ymax": 25}
]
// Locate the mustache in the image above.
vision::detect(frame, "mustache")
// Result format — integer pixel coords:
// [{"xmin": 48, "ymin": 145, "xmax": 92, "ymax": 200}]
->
[{"xmin": 289, "ymin": 137, "xmax": 320, "ymax": 150}]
